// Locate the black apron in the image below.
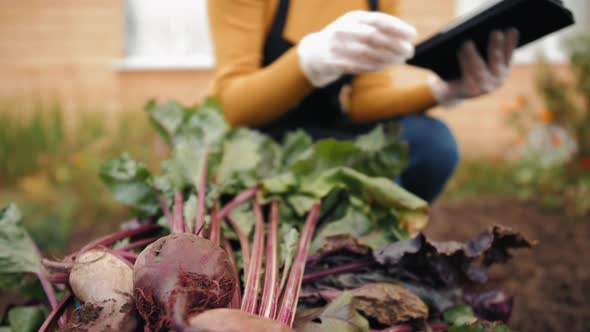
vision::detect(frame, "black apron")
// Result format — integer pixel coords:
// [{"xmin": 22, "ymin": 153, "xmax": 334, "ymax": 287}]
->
[{"xmin": 259, "ymin": 0, "xmax": 380, "ymax": 141}]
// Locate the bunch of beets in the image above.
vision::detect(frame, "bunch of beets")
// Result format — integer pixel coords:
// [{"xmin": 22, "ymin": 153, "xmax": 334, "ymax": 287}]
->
[{"xmin": 0, "ymin": 99, "xmax": 534, "ymax": 332}]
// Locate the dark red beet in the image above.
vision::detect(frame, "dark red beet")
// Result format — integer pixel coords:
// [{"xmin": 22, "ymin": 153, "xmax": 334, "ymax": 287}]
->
[{"xmin": 133, "ymin": 233, "xmax": 236, "ymax": 331}]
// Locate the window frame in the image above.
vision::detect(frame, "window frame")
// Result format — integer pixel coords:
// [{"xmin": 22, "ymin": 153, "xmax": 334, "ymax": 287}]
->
[{"xmin": 116, "ymin": 0, "xmax": 215, "ymax": 71}]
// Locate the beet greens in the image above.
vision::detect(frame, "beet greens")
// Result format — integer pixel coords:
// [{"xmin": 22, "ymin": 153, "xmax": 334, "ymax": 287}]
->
[{"xmin": 0, "ymin": 99, "xmax": 530, "ymax": 332}]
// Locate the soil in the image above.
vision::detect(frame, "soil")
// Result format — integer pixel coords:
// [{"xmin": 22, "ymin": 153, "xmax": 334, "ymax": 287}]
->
[{"xmin": 427, "ymin": 197, "xmax": 590, "ymax": 332}]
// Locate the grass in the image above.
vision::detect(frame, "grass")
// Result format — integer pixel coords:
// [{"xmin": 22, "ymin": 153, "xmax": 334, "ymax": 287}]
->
[
  {"xmin": 443, "ymin": 158, "xmax": 590, "ymax": 217},
  {"xmin": 0, "ymin": 101, "xmax": 164, "ymax": 253},
  {"xmin": 444, "ymin": 159, "xmax": 520, "ymax": 201}
]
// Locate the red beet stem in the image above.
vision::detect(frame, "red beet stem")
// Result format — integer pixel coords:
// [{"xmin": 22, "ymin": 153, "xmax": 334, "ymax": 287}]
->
[
  {"xmin": 430, "ymin": 323, "xmax": 449, "ymax": 331},
  {"xmin": 114, "ymin": 250, "xmax": 139, "ymax": 262},
  {"xmin": 195, "ymin": 149, "xmax": 209, "ymax": 236},
  {"xmin": 37, "ymin": 267, "xmax": 58, "ymax": 311},
  {"xmin": 33, "ymin": 243, "xmax": 59, "ymax": 312},
  {"xmin": 302, "ymin": 261, "xmax": 374, "ymax": 283},
  {"xmin": 277, "ymin": 203, "xmax": 321, "ymax": 327},
  {"xmin": 278, "ymin": 252, "xmax": 293, "ymax": 298},
  {"xmin": 370, "ymin": 325, "xmax": 412, "ymax": 332},
  {"xmin": 259, "ymin": 201, "xmax": 280, "ymax": 319},
  {"xmin": 173, "ymin": 191, "xmax": 186, "ymax": 234},
  {"xmin": 116, "ymin": 236, "xmax": 159, "ymax": 252},
  {"xmin": 41, "ymin": 259, "xmax": 74, "ymax": 272},
  {"xmin": 217, "ymin": 187, "xmax": 258, "ymax": 221},
  {"xmin": 209, "ymin": 204, "xmax": 221, "ymax": 245},
  {"xmin": 38, "ymin": 291, "xmax": 73, "ymax": 332},
  {"xmin": 97, "ymin": 246, "xmax": 137, "ymax": 268},
  {"xmin": 370, "ymin": 323, "xmax": 448, "ymax": 332},
  {"xmin": 159, "ymin": 195, "xmax": 175, "ymax": 231},
  {"xmin": 241, "ymin": 200, "xmax": 265, "ymax": 314},
  {"xmin": 226, "ymin": 215, "xmax": 251, "ymax": 277},
  {"xmin": 47, "ymin": 273, "xmax": 69, "ymax": 284},
  {"xmin": 78, "ymin": 223, "xmax": 160, "ymax": 254},
  {"xmin": 224, "ymin": 239, "xmax": 242, "ymax": 309}
]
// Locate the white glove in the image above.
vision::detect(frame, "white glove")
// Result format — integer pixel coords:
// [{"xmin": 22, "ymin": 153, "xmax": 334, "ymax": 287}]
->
[
  {"xmin": 430, "ymin": 29, "xmax": 519, "ymax": 106},
  {"xmin": 297, "ymin": 11, "xmax": 417, "ymax": 87}
]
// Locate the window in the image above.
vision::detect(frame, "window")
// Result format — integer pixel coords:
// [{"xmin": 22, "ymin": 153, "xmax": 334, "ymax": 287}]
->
[
  {"xmin": 455, "ymin": 0, "xmax": 590, "ymax": 63},
  {"xmin": 118, "ymin": 0, "xmax": 214, "ymax": 70}
]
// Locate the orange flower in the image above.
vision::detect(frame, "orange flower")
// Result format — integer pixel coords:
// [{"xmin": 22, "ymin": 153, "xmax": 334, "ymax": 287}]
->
[
  {"xmin": 514, "ymin": 95, "xmax": 527, "ymax": 108},
  {"xmin": 537, "ymin": 109, "xmax": 554, "ymax": 123}
]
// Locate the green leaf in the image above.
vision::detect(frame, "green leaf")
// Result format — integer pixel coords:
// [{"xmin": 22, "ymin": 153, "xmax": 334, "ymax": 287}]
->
[
  {"xmin": 282, "ymin": 129, "xmax": 313, "ymax": 168},
  {"xmin": 321, "ymin": 168, "xmax": 427, "ymax": 212},
  {"xmin": 147, "ymin": 99, "xmax": 229, "ymax": 191},
  {"xmin": 294, "ymin": 292, "xmax": 370, "ymax": 332},
  {"xmin": 0, "ymin": 327, "xmax": 10, "ymax": 332},
  {"xmin": 0, "ymin": 204, "xmax": 41, "ymax": 288},
  {"xmin": 100, "ymin": 154, "xmax": 159, "ymax": 216},
  {"xmin": 216, "ymin": 129, "xmax": 282, "ymax": 193},
  {"xmin": 228, "ymin": 201, "xmax": 255, "ymax": 237},
  {"xmin": 292, "ymin": 124, "xmax": 408, "ymax": 191},
  {"xmin": 310, "ymin": 203, "xmax": 372, "ymax": 253},
  {"xmin": 112, "ymin": 238, "xmax": 130, "ymax": 250},
  {"xmin": 444, "ymin": 305, "xmax": 477, "ymax": 326},
  {"xmin": 292, "ymin": 167, "xmax": 427, "ymax": 235},
  {"xmin": 177, "ymin": 101, "xmax": 228, "ymax": 146},
  {"xmin": 263, "ymin": 172, "xmax": 297, "ymax": 194},
  {"xmin": 292, "ymin": 139, "xmax": 360, "ymax": 187},
  {"xmin": 161, "ymin": 135, "xmax": 208, "ymax": 189},
  {"xmin": 145, "ymin": 100, "xmax": 186, "ymax": 145},
  {"xmin": 279, "ymin": 225, "xmax": 299, "ymax": 270},
  {"xmin": 353, "ymin": 123, "xmax": 408, "ymax": 179},
  {"xmin": 287, "ymin": 194, "xmax": 318, "ymax": 217},
  {"xmin": 8, "ymin": 306, "xmax": 46, "ymax": 332},
  {"xmin": 447, "ymin": 323, "xmax": 512, "ymax": 332},
  {"xmin": 183, "ymin": 194, "xmax": 198, "ymax": 233}
]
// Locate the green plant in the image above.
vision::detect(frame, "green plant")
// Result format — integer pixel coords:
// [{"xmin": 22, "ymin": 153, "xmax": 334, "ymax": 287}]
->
[
  {"xmin": 444, "ymin": 159, "xmax": 518, "ymax": 201},
  {"xmin": 0, "ymin": 101, "xmax": 161, "ymax": 253},
  {"xmin": 484, "ymin": 34, "xmax": 590, "ymax": 216},
  {"xmin": 0, "ymin": 102, "xmax": 64, "ymax": 186},
  {"xmin": 537, "ymin": 34, "xmax": 590, "ymax": 160}
]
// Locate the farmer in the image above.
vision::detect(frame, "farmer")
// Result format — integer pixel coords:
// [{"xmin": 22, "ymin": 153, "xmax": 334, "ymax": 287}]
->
[{"xmin": 208, "ymin": 0, "xmax": 518, "ymax": 202}]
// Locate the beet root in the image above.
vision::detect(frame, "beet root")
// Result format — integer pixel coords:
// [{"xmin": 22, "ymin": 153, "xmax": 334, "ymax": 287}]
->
[
  {"xmin": 67, "ymin": 250, "xmax": 137, "ymax": 331},
  {"xmin": 70, "ymin": 250, "xmax": 134, "ymax": 303},
  {"xmin": 188, "ymin": 309, "xmax": 294, "ymax": 332},
  {"xmin": 133, "ymin": 233, "xmax": 236, "ymax": 331},
  {"xmin": 58, "ymin": 299, "xmax": 137, "ymax": 332}
]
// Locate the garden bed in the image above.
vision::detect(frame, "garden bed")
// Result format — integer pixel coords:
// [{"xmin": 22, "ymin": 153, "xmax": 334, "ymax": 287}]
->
[{"xmin": 428, "ymin": 197, "xmax": 590, "ymax": 332}]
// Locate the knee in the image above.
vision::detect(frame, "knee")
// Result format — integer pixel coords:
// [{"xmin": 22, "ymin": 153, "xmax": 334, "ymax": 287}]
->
[
  {"xmin": 429, "ymin": 119, "xmax": 460, "ymax": 174},
  {"xmin": 404, "ymin": 115, "xmax": 460, "ymax": 175}
]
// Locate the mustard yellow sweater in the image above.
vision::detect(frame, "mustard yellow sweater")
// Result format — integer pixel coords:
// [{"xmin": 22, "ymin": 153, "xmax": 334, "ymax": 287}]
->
[{"xmin": 208, "ymin": 0, "xmax": 437, "ymax": 127}]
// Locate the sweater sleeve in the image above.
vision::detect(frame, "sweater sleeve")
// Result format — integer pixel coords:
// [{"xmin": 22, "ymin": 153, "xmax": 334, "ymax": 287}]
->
[
  {"xmin": 207, "ymin": 0, "xmax": 313, "ymax": 127},
  {"xmin": 347, "ymin": 0, "xmax": 438, "ymax": 123}
]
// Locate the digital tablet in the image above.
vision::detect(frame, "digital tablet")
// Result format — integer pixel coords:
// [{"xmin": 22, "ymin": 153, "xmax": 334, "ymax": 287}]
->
[{"xmin": 407, "ymin": 0, "xmax": 575, "ymax": 80}]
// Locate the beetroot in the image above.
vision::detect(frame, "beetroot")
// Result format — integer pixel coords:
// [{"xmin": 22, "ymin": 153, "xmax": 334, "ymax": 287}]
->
[
  {"xmin": 133, "ymin": 233, "xmax": 236, "ymax": 331},
  {"xmin": 188, "ymin": 309, "xmax": 294, "ymax": 332}
]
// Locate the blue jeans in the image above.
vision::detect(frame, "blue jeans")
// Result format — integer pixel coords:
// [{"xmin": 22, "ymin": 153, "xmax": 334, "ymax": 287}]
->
[{"xmin": 397, "ymin": 114, "xmax": 460, "ymax": 203}]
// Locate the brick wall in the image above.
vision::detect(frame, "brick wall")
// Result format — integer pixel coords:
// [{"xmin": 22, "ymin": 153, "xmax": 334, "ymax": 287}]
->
[
  {"xmin": 0, "ymin": 0, "xmax": 565, "ymax": 157},
  {"xmin": 0, "ymin": 0, "xmax": 212, "ymax": 114}
]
